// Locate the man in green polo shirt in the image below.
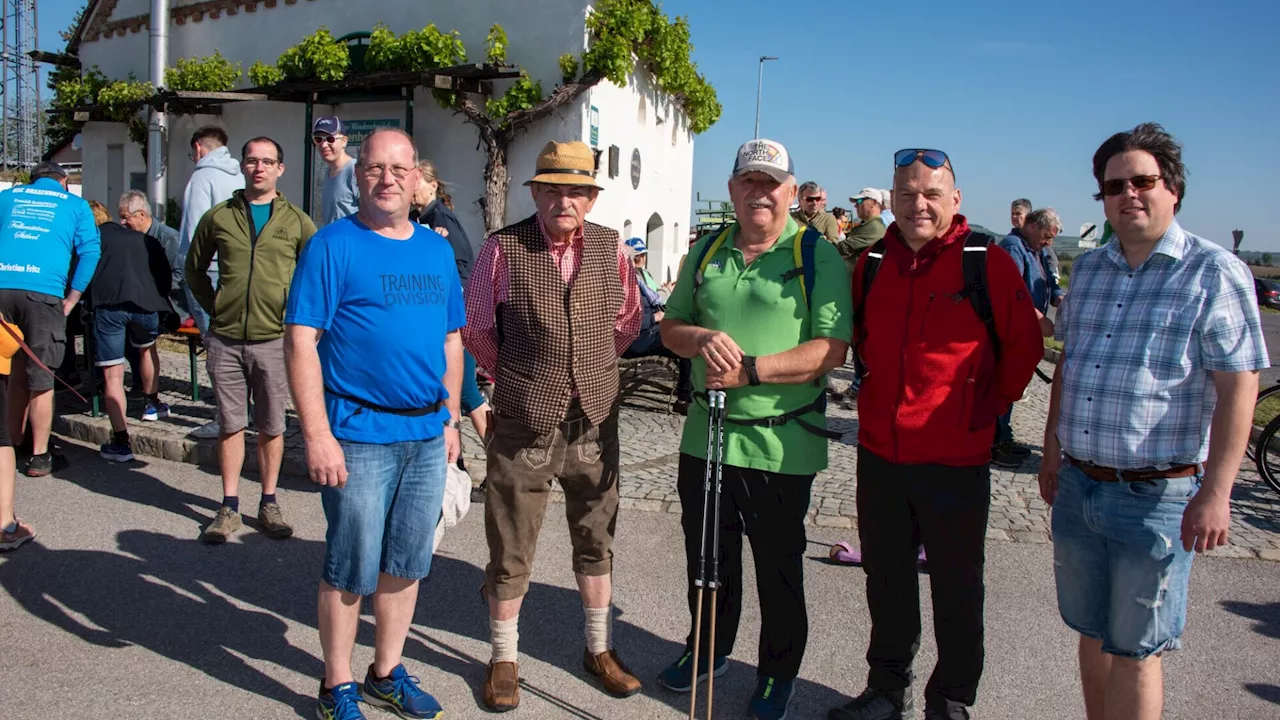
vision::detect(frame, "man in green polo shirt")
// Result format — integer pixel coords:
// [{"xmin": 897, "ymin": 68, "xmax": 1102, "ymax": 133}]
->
[{"xmin": 656, "ymin": 138, "xmax": 852, "ymax": 720}]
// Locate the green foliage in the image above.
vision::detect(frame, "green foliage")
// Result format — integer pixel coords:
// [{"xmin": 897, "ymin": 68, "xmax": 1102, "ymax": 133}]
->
[
  {"xmin": 165, "ymin": 50, "xmax": 242, "ymax": 91},
  {"xmin": 165, "ymin": 196, "xmax": 182, "ymax": 230},
  {"xmin": 277, "ymin": 27, "xmax": 349, "ymax": 82},
  {"xmin": 366, "ymin": 23, "xmax": 468, "ymax": 109},
  {"xmin": 95, "ymin": 75, "xmax": 155, "ymax": 121},
  {"xmin": 53, "ymin": 66, "xmax": 107, "ymax": 109},
  {"xmin": 580, "ymin": 0, "xmax": 721, "ymax": 133},
  {"xmin": 485, "ymin": 24, "xmax": 509, "ymax": 65},
  {"xmin": 485, "ymin": 74, "xmax": 544, "ymax": 124},
  {"xmin": 558, "ymin": 53, "xmax": 579, "ymax": 83},
  {"xmin": 1264, "ymin": 252, "xmax": 1274, "ymax": 267},
  {"xmin": 248, "ymin": 61, "xmax": 285, "ymax": 87}
]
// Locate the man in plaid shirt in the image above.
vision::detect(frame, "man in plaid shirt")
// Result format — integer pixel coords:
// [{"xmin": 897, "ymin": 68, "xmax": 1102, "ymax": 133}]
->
[{"xmin": 1040, "ymin": 123, "xmax": 1268, "ymax": 720}]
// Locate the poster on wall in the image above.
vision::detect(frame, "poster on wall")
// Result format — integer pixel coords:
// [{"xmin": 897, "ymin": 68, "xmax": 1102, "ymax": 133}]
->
[{"xmin": 309, "ymin": 118, "xmax": 402, "ymax": 222}]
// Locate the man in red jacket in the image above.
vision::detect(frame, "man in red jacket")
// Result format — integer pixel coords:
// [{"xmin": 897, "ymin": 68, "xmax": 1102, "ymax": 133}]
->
[{"xmin": 829, "ymin": 150, "xmax": 1042, "ymax": 720}]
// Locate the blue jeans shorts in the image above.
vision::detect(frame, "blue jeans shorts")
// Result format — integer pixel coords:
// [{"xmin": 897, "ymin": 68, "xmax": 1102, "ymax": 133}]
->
[
  {"xmin": 93, "ymin": 304, "xmax": 159, "ymax": 367},
  {"xmin": 460, "ymin": 349, "xmax": 485, "ymax": 415},
  {"xmin": 1051, "ymin": 462, "xmax": 1199, "ymax": 658},
  {"xmin": 320, "ymin": 435, "xmax": 447, "ymax": 596}
]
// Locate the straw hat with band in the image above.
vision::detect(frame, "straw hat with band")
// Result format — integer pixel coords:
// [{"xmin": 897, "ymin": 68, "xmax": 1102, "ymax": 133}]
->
[{"xmin": 524, "ymin": 141, "xmax": 603, "ymax": 189}]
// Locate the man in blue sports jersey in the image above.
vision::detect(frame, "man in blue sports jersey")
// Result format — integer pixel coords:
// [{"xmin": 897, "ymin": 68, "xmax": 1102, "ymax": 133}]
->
[
  {"xmin": 286, "ymin": 127, "xmax": 463, "ymax": 720},
  {"xmin": 0, "ymin": 161, "xmax": 100, "ymax": 476}
]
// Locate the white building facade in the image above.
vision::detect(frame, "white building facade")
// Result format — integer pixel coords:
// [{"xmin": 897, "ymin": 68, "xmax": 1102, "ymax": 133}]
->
[{"xmin": 71, "ymin": 0, "xmax": 696, "ymax": 281}]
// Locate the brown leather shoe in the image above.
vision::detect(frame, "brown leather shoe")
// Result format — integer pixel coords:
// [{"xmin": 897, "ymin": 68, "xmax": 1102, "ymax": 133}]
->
[
  {"xmin": 483, "ymin": 661, "xmax": 520, "ymax": 712},
  {"xmin": 583, "ymin": 649, "xmax": 642, "ymax": 698}
]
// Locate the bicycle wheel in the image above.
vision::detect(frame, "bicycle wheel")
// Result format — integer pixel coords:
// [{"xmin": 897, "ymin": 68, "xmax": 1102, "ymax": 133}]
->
[
  {"xmin": 1253, "ymin": 412, "xmax": 1280, "ymax": 494},
  {"xmin": 1246, "ymin": 383, "xmax": 1280, "ymax": 462}
]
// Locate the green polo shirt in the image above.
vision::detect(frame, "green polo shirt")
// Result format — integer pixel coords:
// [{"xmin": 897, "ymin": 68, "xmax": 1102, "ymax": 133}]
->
[{"xmin": 666, "ymin": 218, "xmax": 853, "ymax": 475}]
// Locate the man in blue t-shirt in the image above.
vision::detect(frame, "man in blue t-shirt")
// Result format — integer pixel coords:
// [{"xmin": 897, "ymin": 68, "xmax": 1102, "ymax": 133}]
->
[
  {"xmin": 0, "ymin": 161, "xmax": 100, "ymax": 477},
  {"xmin": 285, "ymin": 128, "xmax": 463, "ymax": 720}
]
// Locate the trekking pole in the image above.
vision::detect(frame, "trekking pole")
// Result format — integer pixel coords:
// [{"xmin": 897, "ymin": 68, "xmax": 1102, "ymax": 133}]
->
[
  {"xmin": 704, "ymin": 389, "xmax": 727, "ymax": 720},
  {"xmin": 688, "ymin": 390, "xmax": 722, "ymax": 719}
]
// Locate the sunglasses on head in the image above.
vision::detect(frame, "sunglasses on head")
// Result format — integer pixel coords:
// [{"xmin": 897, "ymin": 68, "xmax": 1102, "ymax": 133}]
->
[
  {"xmin": 1101, "ymin": 174, "xmax": 1162, "ymax": 196},
  {"xmin": 894, "ymin": 148, "xmax": 954, "ymax": 176},
  {"xmin": 312, "ymin": 134, "xmax": 339, "ymax": 146}
]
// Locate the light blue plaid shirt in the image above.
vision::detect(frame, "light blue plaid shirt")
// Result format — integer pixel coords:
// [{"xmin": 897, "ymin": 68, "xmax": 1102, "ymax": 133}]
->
[{"xmin": 1055, "ymin": 220, "xmax": 1269, "ymax": 469}]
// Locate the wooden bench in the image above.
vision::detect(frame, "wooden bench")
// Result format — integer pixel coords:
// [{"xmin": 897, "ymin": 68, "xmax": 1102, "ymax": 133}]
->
[{"xmin": 618, "ymin": 355, "xmax": 678, "ymax": 412}]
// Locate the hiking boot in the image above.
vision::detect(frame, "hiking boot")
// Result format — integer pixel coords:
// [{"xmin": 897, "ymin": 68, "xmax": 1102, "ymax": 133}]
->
[
  {"xmin": 828, "ymin": 688, "xmax": 915, "ymax": 720},
  {"xmin": 142, "ymin": 401, "xmax": 170, "ymax": 421},
  {"xmin": 482, "ymin": 661, "xmax": 519, "ymax": 712},
  {"xmin": 200, "ymin": 506, "xmax": 242, "ymax": 545},
  {"xmin": 100, "ymin": 435, "xmax": 135, "ymax": 463},
  {"xmin": 22, "ymin": 452, "xmax": 53, "ymax": 477},
  {"xmin": 584, "ymin": 648, "xmax": 641, "ymax": 698},
  {"xmin": 749, "ymin": 675, "xmax": 795, "ymax": 720},
  {"xmin": 317, "ymin": 679, "xmax": 366, "ymax": 720},
  {"xmin": 257, "ymin": 502, "xmax": 294, "ymax": 539},
  {"xmin": 991, "ymin": 442, "xmax": 1029, "ymax": 469},
  {"xmin": 362, "ymin": 663, "xmax": 443, "ymax": 719},
  {"xmin": 657, "ymin": 649, "xmax": 727, "ymax": 692},
  {"xmin": 924, "ymin": 701, "xmax": 970, "ymax": 720},
  {"xmin": 0, "ymin": 517, "xmax": 35, "ymax": 551}
]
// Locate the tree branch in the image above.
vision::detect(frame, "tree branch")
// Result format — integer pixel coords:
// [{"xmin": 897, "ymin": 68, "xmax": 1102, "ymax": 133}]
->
[{"xmin": 505, "ymin": 70, "xmax": 605, "ymax": 135}]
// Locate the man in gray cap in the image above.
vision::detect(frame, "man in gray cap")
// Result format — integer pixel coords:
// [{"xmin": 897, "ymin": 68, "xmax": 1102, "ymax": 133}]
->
[{"xmin": 313, "ymin": 116, "xmax": 359, "ymax": 227}]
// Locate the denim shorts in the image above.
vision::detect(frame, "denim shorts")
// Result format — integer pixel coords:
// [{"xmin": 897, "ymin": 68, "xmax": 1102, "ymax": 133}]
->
[
  {"xmin": 1051, "ymin": 462, "xmax": 1199, "ymax": 658},
  {"xmin": 460, "ymin": 349, "xmax": 485, "ymax": 415},
  {"xmin": 93, "ymin": 303, "xmax": 159, "ymax": 367},
  {"xmin": 320, "ymin": 435, "xmax": 447, "ymax": 596}
]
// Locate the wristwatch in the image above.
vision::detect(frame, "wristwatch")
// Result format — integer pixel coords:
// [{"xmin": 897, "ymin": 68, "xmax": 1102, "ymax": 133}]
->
[
  {"xmin": 445, "ymin": 418, "xmax": 462, "ymax": 430},
  {"xmin": 743, "ymin": 355, "xmax": 761, "ymax": 386}
]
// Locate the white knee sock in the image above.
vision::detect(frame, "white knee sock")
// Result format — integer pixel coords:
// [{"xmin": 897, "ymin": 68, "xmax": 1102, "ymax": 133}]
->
[
  {"xmin": 584, "ymin": 605, "xmax": 612, "ymax": 656},
  {"xmin": 490, "ymin": 616, "xmax": 520, "ymax": 664}
]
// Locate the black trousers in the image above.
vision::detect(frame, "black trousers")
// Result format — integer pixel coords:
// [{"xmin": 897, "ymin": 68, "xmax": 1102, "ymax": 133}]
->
[
  {"xmin": 677, "ymin": 452, "xmax": 814, "ymax": 680},
  {"xmin": 856, "ymin": 446, "xmax": 990, "ymax": 708}
]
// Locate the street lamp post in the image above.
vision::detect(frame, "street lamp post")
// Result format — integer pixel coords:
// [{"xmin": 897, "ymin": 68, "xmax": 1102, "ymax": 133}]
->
[{"xmin": 754, "ymin": 56, "xmax": 778, "ymax": 139}]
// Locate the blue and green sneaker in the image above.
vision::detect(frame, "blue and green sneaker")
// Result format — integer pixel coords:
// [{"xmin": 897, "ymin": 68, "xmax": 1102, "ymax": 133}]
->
[
  {"xmin": 362, "ymin": 664, "xmax": 443, "ymax": 719},
  {"xmin": 317, "ymin": 680, "xmax": 366, "ymax": 720}
]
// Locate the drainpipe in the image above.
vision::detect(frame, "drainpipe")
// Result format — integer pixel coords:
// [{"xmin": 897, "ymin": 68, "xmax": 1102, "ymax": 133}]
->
[{"xmin": 147, "ymin": 0, "xmax": 169, "ymax": 221}]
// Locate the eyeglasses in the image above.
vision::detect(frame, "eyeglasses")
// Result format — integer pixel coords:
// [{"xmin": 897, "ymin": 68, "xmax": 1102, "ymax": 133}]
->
[
  {"xmin": 312, "ymin": 134, "xmax": 341, "ymax": 146},
  {"xmin": 358, "ymin": 163, "xmax": 415, "ymax": 180},
  {"xmin": 1101, "ymin": 174, "xmax": 1162, "ymax": 196},
  {"xmin": 894, "ymin": 148, "xmax": 954, "ymax": 176},
  {"xmin": 804, "ymin": 195, "xmax": 825, "ymax": 203},
  {"xmin": 243, "ymin": 158, "xmax": 280, "ymax": 169}
]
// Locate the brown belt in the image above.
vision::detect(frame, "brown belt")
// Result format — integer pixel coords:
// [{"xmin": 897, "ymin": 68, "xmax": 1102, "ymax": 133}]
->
[{"xmin": 1065, "ymin": 454, "xmax": 1199, "ymax": 483}]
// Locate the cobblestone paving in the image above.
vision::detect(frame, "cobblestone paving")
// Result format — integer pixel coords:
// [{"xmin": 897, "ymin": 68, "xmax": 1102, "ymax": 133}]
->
[{"xmin": 56, "ymin": 348, "xmax": 1280, "ymax": 560}]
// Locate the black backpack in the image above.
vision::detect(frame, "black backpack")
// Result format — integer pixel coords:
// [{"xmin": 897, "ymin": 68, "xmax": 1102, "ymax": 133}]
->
[{"xmin": 853, "ymin": 231, "xmax": 1001, "ymax": 379}]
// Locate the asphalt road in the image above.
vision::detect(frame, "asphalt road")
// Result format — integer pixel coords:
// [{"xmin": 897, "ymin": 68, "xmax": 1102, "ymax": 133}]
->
[{"xmin": 0, "ymin": 440, "xmax": 1277, "ymax": 720}]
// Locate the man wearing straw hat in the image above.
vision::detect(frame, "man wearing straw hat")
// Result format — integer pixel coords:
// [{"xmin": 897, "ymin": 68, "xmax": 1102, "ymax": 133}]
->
[
  {"xmin": 658, "ymin": 138, "xmax": 852, "ymax": 720},
  {"xmin": 461, "ymin": 140, "xmax": 642, "ymax": 712}
]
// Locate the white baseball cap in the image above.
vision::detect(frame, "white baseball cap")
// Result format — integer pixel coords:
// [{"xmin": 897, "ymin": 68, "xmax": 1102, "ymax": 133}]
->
[
  {"xmin": 731, "ymin": 139, "xmax": 794, "ymax": 183},
  {"xmin": 850, "ymin": 187, "xmax": 879, "ymax": 202}
]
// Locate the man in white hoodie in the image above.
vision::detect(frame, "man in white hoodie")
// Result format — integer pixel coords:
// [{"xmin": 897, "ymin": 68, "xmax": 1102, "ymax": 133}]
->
[{"xmin": 179, "ymin": 126, "xmax": 245, "ymax": 439}]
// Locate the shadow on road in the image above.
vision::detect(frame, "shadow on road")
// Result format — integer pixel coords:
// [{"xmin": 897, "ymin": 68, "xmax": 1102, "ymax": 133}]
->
[
  {"xmin": 1220, "ymin": 599, "xmax": 1280, "ymax": 640},
  {"xmin": 1244, "ymin": 683, "xmax": 1280, "ymax": 706},
  {"xmin": 3, "ymin": 443, "xmax": 847, "ymax": 717}
]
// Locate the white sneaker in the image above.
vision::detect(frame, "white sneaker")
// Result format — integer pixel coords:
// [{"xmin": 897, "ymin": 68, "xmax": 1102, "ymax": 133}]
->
[{"xmin": 191, "ymin": 419, "xmax": 221, "ymax": 439}]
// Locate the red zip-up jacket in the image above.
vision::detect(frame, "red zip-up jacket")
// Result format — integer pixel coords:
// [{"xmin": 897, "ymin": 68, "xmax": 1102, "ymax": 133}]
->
[{"xmin": 853, "ymin": 215, "xmax": 1043, "ymax": 467}]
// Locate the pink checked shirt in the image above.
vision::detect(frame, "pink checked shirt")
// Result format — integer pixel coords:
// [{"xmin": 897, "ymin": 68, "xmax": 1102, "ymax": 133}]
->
[{"xmin": 462, "ymin": 216, "xmax": 642, "ymax": 382}]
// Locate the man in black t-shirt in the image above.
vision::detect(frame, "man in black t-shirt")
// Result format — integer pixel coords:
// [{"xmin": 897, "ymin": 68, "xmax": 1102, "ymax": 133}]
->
[{"xmin": 86, "ymin": 201, "xmax": 173, "ymax": 464}]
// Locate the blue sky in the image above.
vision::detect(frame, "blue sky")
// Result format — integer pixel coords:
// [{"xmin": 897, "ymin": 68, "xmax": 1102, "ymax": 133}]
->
[
  {"xmin": 39, "ymin": 0, "xmax": 1280, "ymax": 250},
  {"xmin": 671, "ymin": 0, "xmax": 1280, "ymax": 250}
]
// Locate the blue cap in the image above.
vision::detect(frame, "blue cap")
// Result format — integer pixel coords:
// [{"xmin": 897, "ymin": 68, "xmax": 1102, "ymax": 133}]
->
[
  {"xmin": 312, "ymin": 116, "xmax": 344, "ymax": 136},
  {"xmin": 624, "ymin": 237, "xmax": 647, "ymax": 254}
]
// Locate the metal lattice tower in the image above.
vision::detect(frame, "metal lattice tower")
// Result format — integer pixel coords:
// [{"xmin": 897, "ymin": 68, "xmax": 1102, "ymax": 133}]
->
[{"xmin": 1, "ymin": 0, "xmax": 41, "ymax": 169}]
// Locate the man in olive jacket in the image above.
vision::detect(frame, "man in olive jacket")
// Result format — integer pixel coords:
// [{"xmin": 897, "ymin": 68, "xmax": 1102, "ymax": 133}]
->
[{"xmin": 185, "ymin": 136, "xmax": 316, "ymax": 545}]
